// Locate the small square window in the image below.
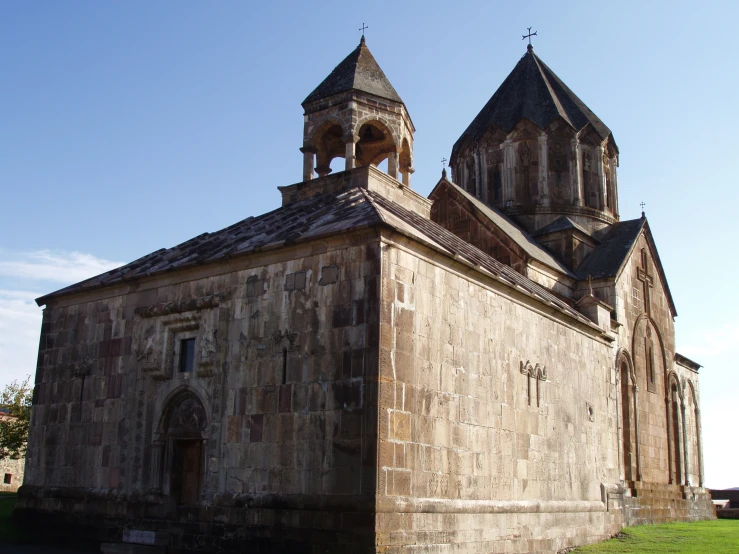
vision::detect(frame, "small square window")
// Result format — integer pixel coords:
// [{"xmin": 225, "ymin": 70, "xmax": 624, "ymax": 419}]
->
[
  {"xmin": 3, "ymin": 473, "xmax": 11, "ymax": 484},
  {"xmin": 179, "ymin": 338, "xmax": 196, "ymax": 373}
]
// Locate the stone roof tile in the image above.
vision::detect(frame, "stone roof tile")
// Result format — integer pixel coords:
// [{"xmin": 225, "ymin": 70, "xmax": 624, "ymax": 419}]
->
[
  {"xmin": 451, "ymin": 46, "xmax": 613, "ymax": 160},
  {"xmin": 37, "ymin": 185, "xmax": 592, "ymax": 327},
  {"xmin": 303, "ymin": 37, "xmax": 402, "ymax": 105}
]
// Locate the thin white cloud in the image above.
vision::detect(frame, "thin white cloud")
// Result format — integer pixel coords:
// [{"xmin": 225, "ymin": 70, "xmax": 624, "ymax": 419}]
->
[
  {"xmin": 0, "ymin": 250, "xmax": 124, "ymax": 386},
  {"xmin": 0, "ymin": 289, "xmax": 43, "ymax": 386},
  {"xmin": 0, "ymin": 250, "xmax": 123, "ymax": 283}
]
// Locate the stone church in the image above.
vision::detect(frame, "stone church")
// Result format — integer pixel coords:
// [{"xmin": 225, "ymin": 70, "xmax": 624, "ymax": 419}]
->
[{"xmin": 17, "ymin": 37, "xmax": 714, "ymax": 553}]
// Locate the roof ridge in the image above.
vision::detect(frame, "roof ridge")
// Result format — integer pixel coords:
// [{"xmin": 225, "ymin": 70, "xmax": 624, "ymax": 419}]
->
[{"xmin": 531, "ymin": 53, "xmax": 573, "ymax": 129}]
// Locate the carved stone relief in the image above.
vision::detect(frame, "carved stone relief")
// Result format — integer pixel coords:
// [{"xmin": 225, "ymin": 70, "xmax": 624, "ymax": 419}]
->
[
  {"xmin": 520, "ymin": 360, "xmax": 547, "ymax": 407},
  {"xmin": 134, "ymin": 293, "xmax": 229, "ymax": 380}
]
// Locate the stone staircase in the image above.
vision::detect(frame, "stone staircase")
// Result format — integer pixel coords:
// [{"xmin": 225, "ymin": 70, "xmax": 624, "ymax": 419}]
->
[{"xmin": 622, "ymin": 481, "xmax": 716, "ymax": 526}]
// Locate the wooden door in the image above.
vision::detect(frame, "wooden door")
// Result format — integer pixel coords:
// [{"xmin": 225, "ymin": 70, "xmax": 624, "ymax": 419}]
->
[{"xmin": 171, "ymin": 440, "xmax": 202, "ymax": 505}]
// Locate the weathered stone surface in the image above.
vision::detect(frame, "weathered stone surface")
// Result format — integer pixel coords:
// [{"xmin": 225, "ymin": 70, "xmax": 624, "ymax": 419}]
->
[{"xmin": 16, "ymin": 39, "xmax": 713, "ymax": 554}]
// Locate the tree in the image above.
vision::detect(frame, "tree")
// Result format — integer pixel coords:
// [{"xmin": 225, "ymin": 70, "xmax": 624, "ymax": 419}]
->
[{"xmin": 0, "ymin": 376, "xmax": 33, "ymax": 460}]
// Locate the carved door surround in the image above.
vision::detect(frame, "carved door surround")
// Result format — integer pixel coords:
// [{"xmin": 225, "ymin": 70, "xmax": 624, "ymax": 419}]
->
[
  {"xmin": 134, "ymin": 292, "xmax": 229, "ymax": 380},
  {"xmin": 150, "ymin": 388, "xmax": 209, "ymax": 503}
]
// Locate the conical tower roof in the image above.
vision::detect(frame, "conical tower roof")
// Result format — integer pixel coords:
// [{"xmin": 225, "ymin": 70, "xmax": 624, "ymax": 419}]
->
[
  {"xmin": 303, "ymin": 37, "xmax": 403, "ymax": 105},
  {"xmin": 452, "ymin": 46, "xmax": 613, "ymax": 160}
]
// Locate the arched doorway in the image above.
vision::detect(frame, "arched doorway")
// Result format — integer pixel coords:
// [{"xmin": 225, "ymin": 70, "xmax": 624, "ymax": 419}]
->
[{"xmin": 153, "ymin": 390, "xmax": 208, "ymax": 505}]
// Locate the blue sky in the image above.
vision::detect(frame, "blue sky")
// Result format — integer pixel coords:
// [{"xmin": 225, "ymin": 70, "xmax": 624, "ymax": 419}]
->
[{"xmin": 1, "ymin": 1, "xmax": 737, "ymax": 487}]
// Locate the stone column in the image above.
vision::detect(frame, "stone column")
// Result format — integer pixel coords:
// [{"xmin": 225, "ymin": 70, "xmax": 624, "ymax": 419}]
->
[
  {"xmin": 503, "ymin": 138, "xmax": 515, "ymax": 204},
  {"xmin": 695, "ymin": 407, "xmax": 704, "ymax": 486},
  {"xmin": 479, "ymin": 148, "xmax": 488, "ymax": 202},
  {"xmin": 400, "ymin": 165, "xmax": 414, "ymax": 187},
  {"xmin": 387, "ymin": 151, "xmax": 399, "ymax": 180},
  {"xmin": 666, "ymin": 397, "xmax": 676, "ymax": 484},
  {"xmin": 610, "ymin": 159, "xmax": 619, "ymax": 218},
  {"xmin": 538, "ymin": 133, "xmax": 549, "ymax": 205},
  {"xmin": 473, "ymin": 149, "xmax": 481, "ymax": 197},
  {"xmin": 344, "ymin": 140, "xmax": 356, "ymax": 171},
  {"xmin": 681, "ymin": 402, "xmax": 690, "ymax": 486},
  {"xmin": 299, "ymin": 146, "xmax": 316, "ymax": 181},
  {"xmin": 633, "ymin": 384, "xmax": 642, "ymax": 481},
  {"xmin": 596, "ymin": 145, "xmax": 606, "ymax": 210},
  {"xmin": 150, "ymin": 439, "xmax": 165, "ymax": 493},
  {"xmin": 572, "ymin": 139, "xmax": 583, "ymax": 206}
]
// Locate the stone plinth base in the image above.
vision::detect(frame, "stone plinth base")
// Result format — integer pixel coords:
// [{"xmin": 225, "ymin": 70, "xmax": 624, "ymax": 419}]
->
[
  {"xmin": 623, "ymin": 482, "xmax": 716, "ymax": 526},
  {"xmin": 102, "ymin": 544, "xmax": 166, "ymax": 554}
]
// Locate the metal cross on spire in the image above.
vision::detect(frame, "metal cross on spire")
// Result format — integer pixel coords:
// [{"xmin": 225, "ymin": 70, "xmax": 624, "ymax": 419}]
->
[
  {"xmin": 441, "ymin": 157, "xmax": 447, "ymax": 168},
  {"xmin": 640, "ymin": 202, "xmax": 646, "ymax": 217},
  {"xmin": 522, "ymin": 27, "xmax": 537, "ymax": 46},
  {"xmin": 359, "ymin": 23, "xmax": 369, "ymax": 37}
]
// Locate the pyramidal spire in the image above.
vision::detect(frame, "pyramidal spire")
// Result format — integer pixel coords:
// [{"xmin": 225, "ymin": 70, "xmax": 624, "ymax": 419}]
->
[{"xmin": 303, "ymin": 38, "xmax": 403, "ymax": 105}]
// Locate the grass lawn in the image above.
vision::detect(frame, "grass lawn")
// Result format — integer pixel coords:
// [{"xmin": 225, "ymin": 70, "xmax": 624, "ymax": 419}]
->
[{"xmin": 573, "ymin": 520, "xmax": 739, "ymax": 553}]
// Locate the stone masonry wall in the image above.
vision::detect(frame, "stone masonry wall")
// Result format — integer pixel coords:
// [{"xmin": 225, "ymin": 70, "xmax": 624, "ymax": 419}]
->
[
  {"xmin": 374, "ymin": 234, "xmax": 623, "ymax": 553},
  {"xmin": 0, "ymin": 453, "xmax": 24, "ymax": 493},
  {"xmin": 613, "ymin": 232, "xmax": 676, "ymax": 485},
  {"xmin": 18, "ymin": 236, "xmax": 382, "ymax": 552}
]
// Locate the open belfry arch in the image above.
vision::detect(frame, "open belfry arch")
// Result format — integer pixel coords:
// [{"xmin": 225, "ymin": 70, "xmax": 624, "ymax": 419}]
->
[
  {"xmin": 301, "ymin": 36, "xmax": 415, "ymax": 184},
  {"xmin": 17, "ymin": 32, "xmax": 713, "ymax": 554}
]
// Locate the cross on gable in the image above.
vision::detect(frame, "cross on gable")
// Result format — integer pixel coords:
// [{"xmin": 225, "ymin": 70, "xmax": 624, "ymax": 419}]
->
[{"xmin": 636, "ymin": 248, "xmax": 654, "ymax": 315}]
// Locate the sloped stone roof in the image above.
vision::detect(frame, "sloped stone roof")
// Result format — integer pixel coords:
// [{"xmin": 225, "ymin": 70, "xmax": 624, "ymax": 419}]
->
[
  {"xmin": 576, "ymin": 217, "xmax": 677, "ymax": 316},
  {"xmin": 532, "ymin": 216, "xmax": 593, "ymax": 238},
  {"xmin": 576, "ymin": 219, "xmax": 644, "ymax": 280},
  {"xmin": 36, "ymin": 186, "xmax": 592, "ymax": 326},
  {"xmin": 303, "ymin": 37, "xmax": 403, "ymax": 105},
  {"xmin": 429, "ymin": 178, "xmax": 575, "ymax": 278},
  {"xmin": 451, "ymin": 46, "xmax": 613, "ymax": 160}
]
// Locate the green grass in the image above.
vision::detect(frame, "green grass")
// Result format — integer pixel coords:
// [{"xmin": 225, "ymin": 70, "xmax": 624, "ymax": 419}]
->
[{"xmin": 573, "ymin": 520, "xmax": 739, "ymax": 553}]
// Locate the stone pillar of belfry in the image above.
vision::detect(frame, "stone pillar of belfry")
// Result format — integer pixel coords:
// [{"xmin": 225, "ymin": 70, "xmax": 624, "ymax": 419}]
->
[
  {"xmin": 503, "ymin": 138, "xmax": 515, "ymax": 204},
  {"xmin": 400, "ymin": 164, "xmax": 414, "ymax": 187},
  {"xmin": 344, "ymin": 139, "xmax": 356, "ymax": 171},
  {"xmin": 315, "ymin": 164, "xmax": 332, "ymax": 178},
  {"xmin": 596, "ymin": 145, "xmax": 606, "ymax": 210},
  {"xmin": 300, "ymin": 146, "xmax": 317, "ymax": 181},
  {"xmin": 538, "ymin": 133, "xmax": 549, "ymax": 205},
  {"xmin": 387, "ymin": 151, "xmax": 399, "ymax": 179},
  {"xmin": 633, "ymin": 384, "xmax": 642, "ymax": 481},
  {"xmin": 150, "ymin": 439, "xmax": 165, "ymax": 493},
  {"xmin": 572, "ymin": 139, "xmax": 583, "ymax": 206}
]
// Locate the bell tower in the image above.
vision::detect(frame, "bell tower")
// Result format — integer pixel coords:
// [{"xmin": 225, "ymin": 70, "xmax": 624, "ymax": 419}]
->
[{"xmin": 300, "ymin": 37, "xmax": 415, "ymax": 186}]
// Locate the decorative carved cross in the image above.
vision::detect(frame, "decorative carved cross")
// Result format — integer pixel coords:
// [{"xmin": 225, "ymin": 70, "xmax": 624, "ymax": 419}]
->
[
  {"xmin": 520, "ymin": 360, "xmax": 547, "ymax": 407},
  {"xmin": 359, "ymin": 23, "xmax": 369, "ymax": 36},
  {"xmin": 636, "ymin": 249, "xmax": 654, "ymax": 315},
  {"xmin": 522, "ymin": 27, "xmax": 537, "ymax": 46}
]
